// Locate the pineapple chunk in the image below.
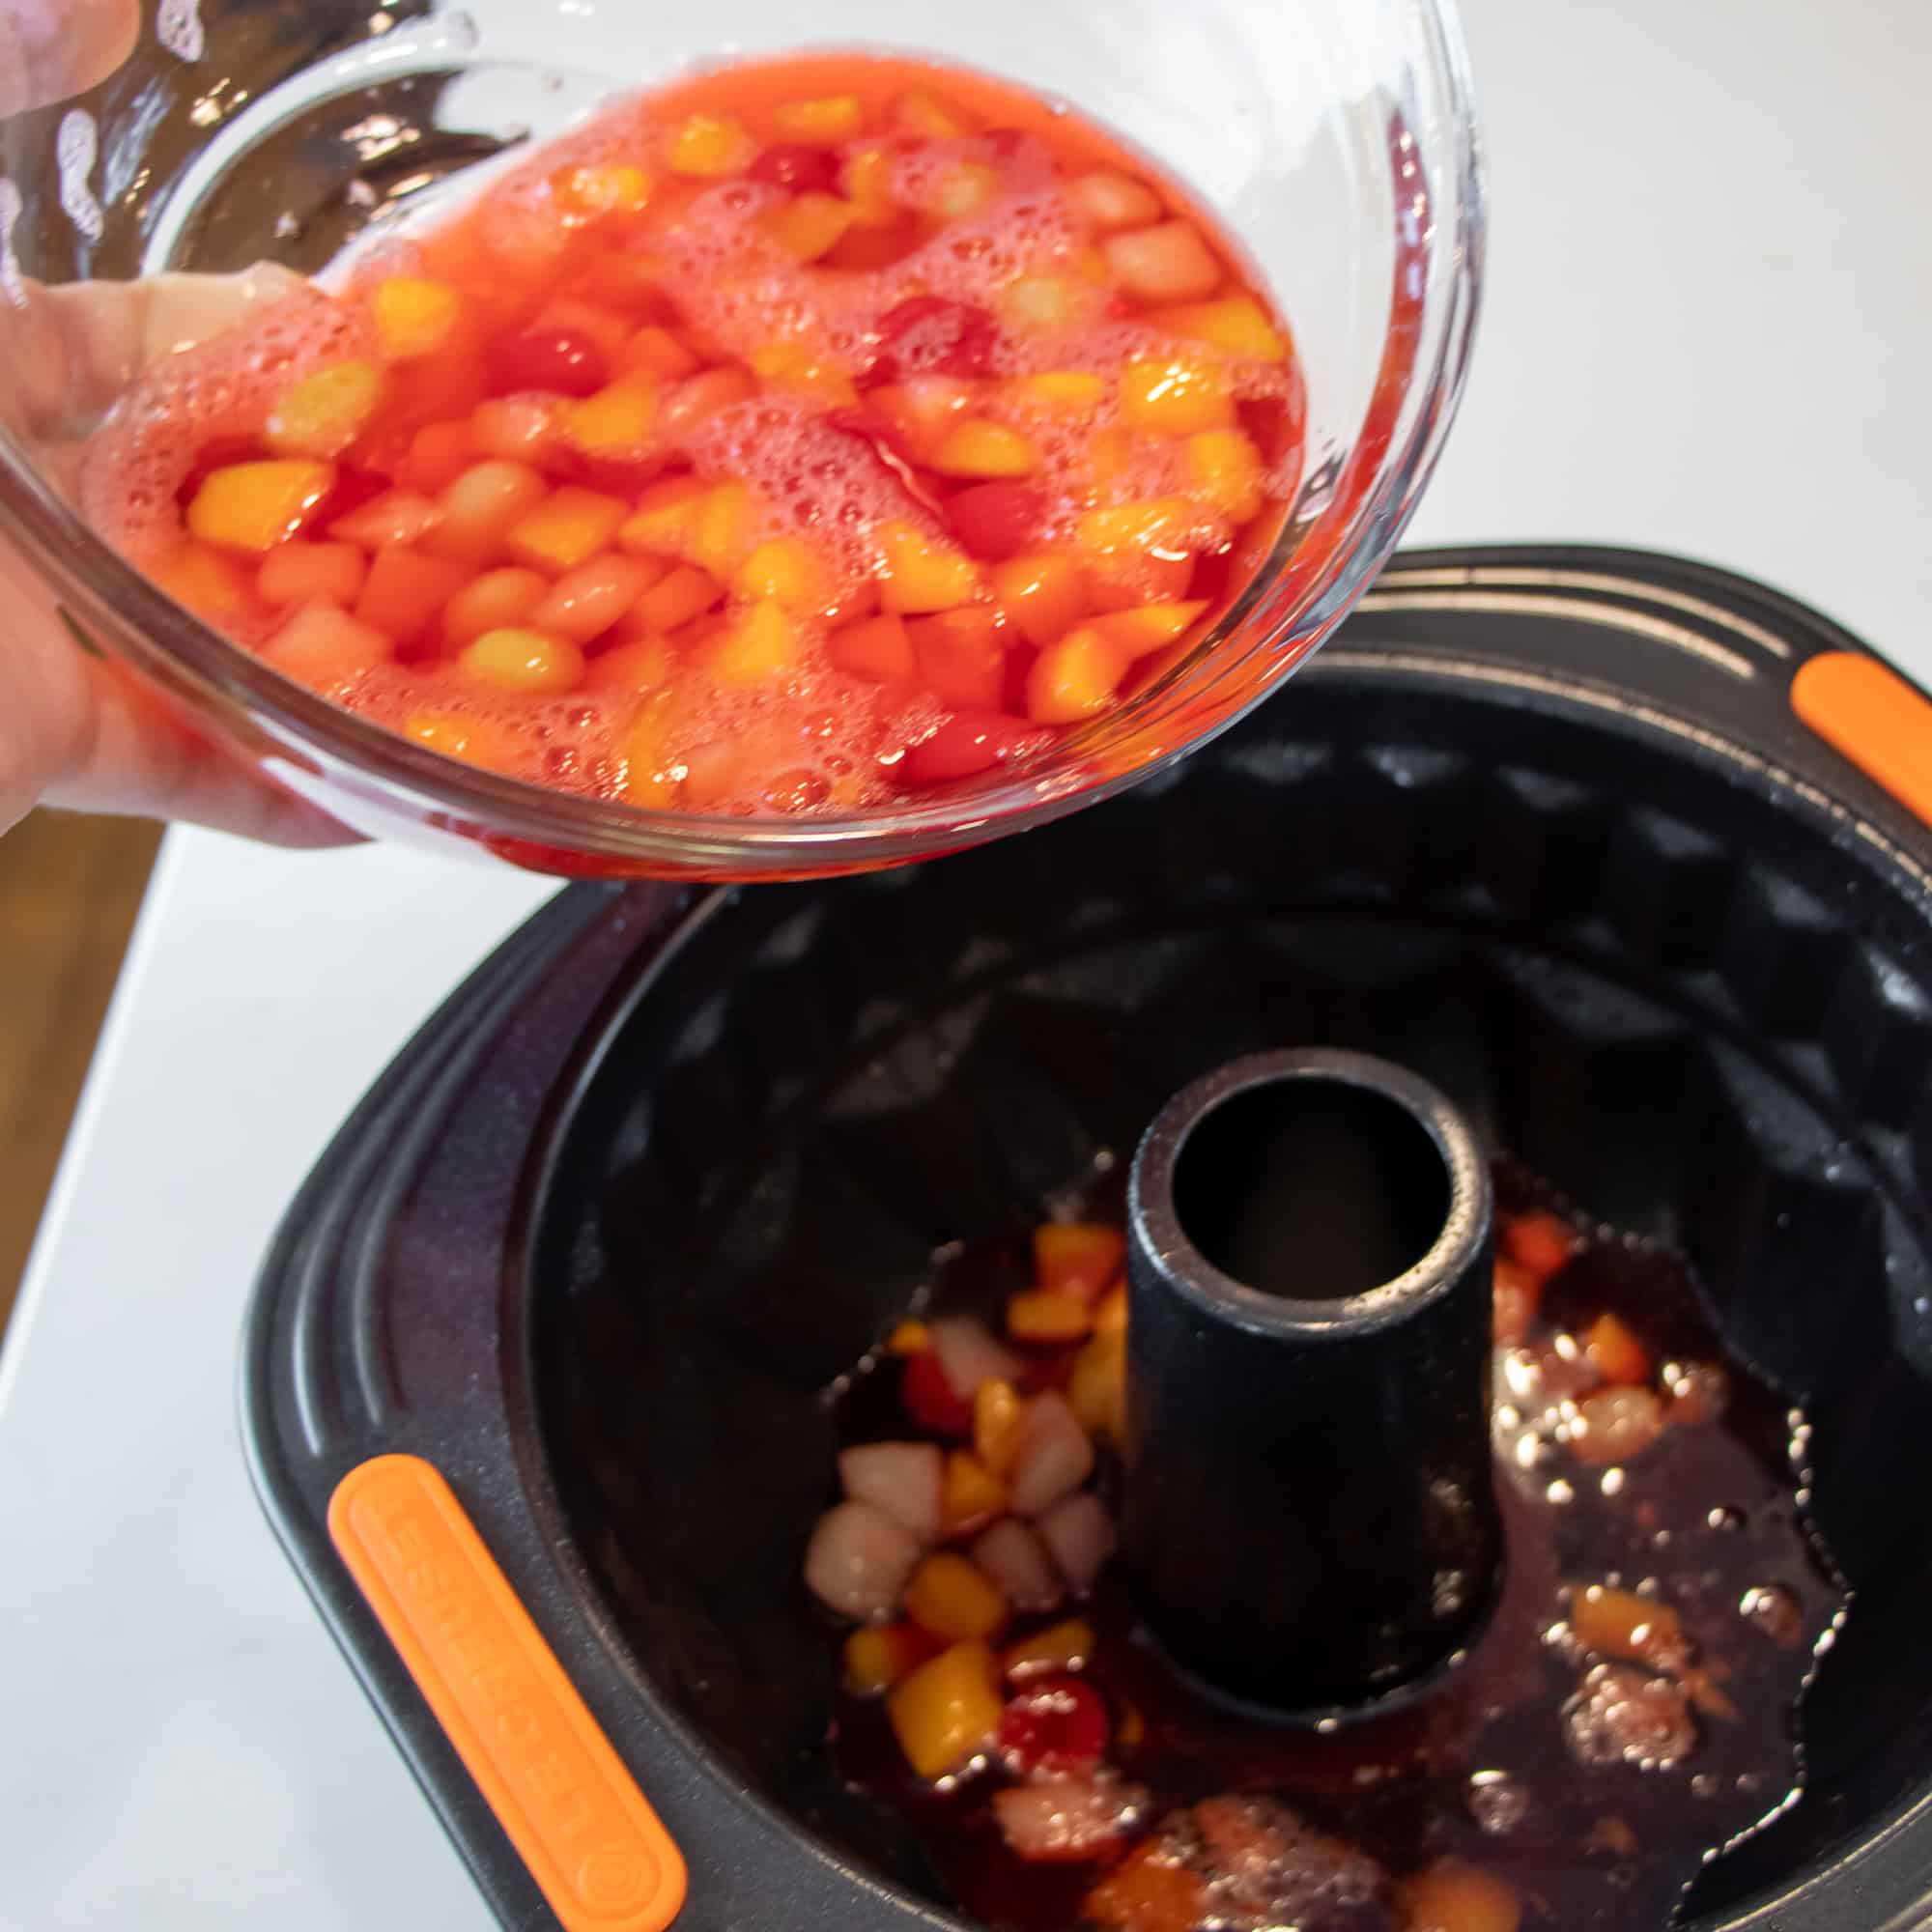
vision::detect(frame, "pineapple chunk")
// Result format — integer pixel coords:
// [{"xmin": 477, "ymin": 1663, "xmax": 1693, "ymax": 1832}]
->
[
  {"xmin": 702, "ymin": 598, "xmax": 798, "ymax": 687},
  {"xmin": 773, "ymin": 95, "xmax": 865, "ymax": 142},
  {"xmin": 504, "ymin": 486, "xmax": 630, "ymax": 574},
  {"xmin": 264, "ymin": 361, "xmax": 386, "ymax": 460},
  {"xmin": 556, "ymin": 375, "xmax": 660, "ymax": 455},
  {"xmin": 1009, "ymin": 370, "xmax": 1106, "ymax": 414},
  {"xmin": 887, "ymin": 1640, "xmax": 1004, "ymax": 1778},
  {"xmin": 370, "ymin": 277, "xmax": 463, "ymax": 359},
  {"xmin": 458, "ymin": 627, "xmax": 585, "ymax": 695},
  {"xmin": 735, "ymin": 537, "xmax": 827, "ymax": 611},
  {"xmin": 186, "ymin": 461, "xmax": 334, "ymax": 554},
  {"xmin": 665, "ymin": 112, "xmax": 755, "ymax": 177}
]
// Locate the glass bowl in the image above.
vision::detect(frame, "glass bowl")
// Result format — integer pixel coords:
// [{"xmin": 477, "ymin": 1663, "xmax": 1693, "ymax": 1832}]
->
[{"xmin": 0, "ymin": 0, "xmax": 1483, "ymax": 878}]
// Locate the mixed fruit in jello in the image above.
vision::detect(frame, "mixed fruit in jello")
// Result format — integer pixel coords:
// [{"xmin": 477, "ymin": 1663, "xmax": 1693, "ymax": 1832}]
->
[{"xmin": 83, "ymin": 53, "xmax": 1305, "ymax": 815}]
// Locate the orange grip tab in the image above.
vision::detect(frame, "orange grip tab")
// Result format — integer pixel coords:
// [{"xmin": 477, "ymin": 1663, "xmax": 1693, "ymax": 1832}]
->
[
  {"xmin": 329, "ymin": 1455, "xmax": 687, "ymax": 1932},
  {"xmin": 1792, "ymin": 651, "xmax": 1932, "ymax": 829}
]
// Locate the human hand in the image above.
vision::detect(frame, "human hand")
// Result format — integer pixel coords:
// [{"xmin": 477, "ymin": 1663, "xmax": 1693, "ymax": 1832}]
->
[{"xmin": 1, "ymin": 0, "xmax": 356, "ymax": 844}]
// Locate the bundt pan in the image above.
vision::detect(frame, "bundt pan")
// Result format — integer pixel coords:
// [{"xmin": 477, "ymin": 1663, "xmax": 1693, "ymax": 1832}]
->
[{"xmin": 242, "ymin": 542, "xmax": 1932, "ymax": 1932}]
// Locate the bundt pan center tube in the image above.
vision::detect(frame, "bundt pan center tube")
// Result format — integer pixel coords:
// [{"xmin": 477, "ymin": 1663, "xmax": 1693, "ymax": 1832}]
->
[{"xmin": 1123, "ymin": 1050, "xmax": 1502, "ymax": 1717}]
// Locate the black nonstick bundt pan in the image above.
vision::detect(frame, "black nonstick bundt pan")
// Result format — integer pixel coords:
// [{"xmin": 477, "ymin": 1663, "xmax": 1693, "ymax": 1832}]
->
[{"xmin": 242, "ymin": 542, "xmax": 1932, "ymax": 1932}]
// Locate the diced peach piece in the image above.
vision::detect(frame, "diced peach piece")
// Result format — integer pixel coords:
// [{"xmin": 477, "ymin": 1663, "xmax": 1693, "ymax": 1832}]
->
[
  {"xmin": 529, "ymin": 554, "xmax": 658, "ymax": 644},
  {"xmin": 427, "ymin": 460, "xmax": 550, "ymax": 565},
  {"xmin": 658, "ymin": 366, "xmax": 757, "ymax": 437},
  {"xmin": 750, "ymin": 340, "xmax": 859, "ymax": 407},
  {"xmin": 551, "ymin": 161, "xmax": 653, "ymax": 222},
  {"xmin": 909, "ymin": 608, "xmax": 1006, "ymax": 710},
  {"xmin": 735, "ymin": 537, "xmax": 827, "ymax": 611},
  {"xmin": 682, "ymin": 481, "xmax": 758, "ymax": 578},
  {"xmin": 1402, "ymin": 1860, "xmax": 1521, "ymax": 1932},
  {"xmin": 1094, "ymin": 600, "xmax": 1210, "ymax": 659},
  {"xmin": 1069, "ymin": 168, "xmax": 1162, "ymax": 230},
  {"xmin": 1000, "ymin": 276, "xmax": 1090, "ymax": 329},
  {"xmin": 147, "ymin": 539, "xmax": 249, "ymax": 620},
  {"xmin": 400, "ymin": 418, "xmax": 477, "ymax": 495},
  {"xmin": 1086, "ymin": 1841, "xmax": 1209, "ymax": 1932},
  {"xmin": 187, "ymin": 461, "xmax": 334, "ymax": 554},
  {"xmin": 1582, "ymin": 1312, "xmax": 1652, "ymax": 1387},
  {"xmin": 469, "ymin": 395, "xmax": 558, "ymax": 464},
  {"xmin": 264, "ymin": 360, "xmax": 386, "ymax": 460},
  {"xmin": 828, "ymin": 611, "xmax": 916, "ymax": 684},
  {"xmin": 702, "ymin": 598, "xmax": 797, "ymax": 687},
  {"xmin": 992, "ymin": 554, "xmax": 1089, "ymax": 648},
  {"xmin": 1035, "ymin": 1223, "xmax": 1126, "ymax": 1298},
  {"xmin": 618, "ymin": 326, "xmax": 699, "ymax": 381},
  {"xmin": 930, "ymin": 419, "xmax": 1037, "ymax": 479},
  {"xmin": 354, "ymin": 545, "xmax": 468, "ymax": 644},
  {"xmin": 941, "ymin": 1451, "xmax": 1009, "ymax": 1535},
  {"xmin": 256, "ymin": 540, "xmax": 367, "ymax": 609},
  {"xmin": 331, "ymin": 488, "xmax": 440, "ymax": 552},
  {"xmin": 894, "ymin": 87, "xmax": 974, "ymax": 139},
  {"xmin": 878, "ymin": 523, "xmax": 980, "ymax": 612},
  {"xmin": 869, "ymin": 376, "xmax": 977, "ymax": 453},
  {"xmin": 634, "ymin": 563, "xmax": 722, "ymax": 633},
  {"xmin": 371, "ymin": 276, "xmax": 463, "ymax": 359},
  {"xmin": 1568, "ymin": 1386, "xmax": 1666, "ymax": 1466},
  {"xmin": 665, "ymin": 111, "xmax": 755, "ymax": 177},
  {"xmin": 1503, "ymin": 1209, "xmax": 1578, "ymax": 1284},
  {"xmin": 618, "ymin": 475, "xmax": 710, "ymax": 558},
  {"xmin": 1094, "ymin": 1284, "xmax": 1128, "ymax": 1338},
  {"xmin": 403, "ymin": 710, "xmax": 522, "ymax": 771},
  {"xmin": 582, "ymin": 634, "xmax": 676, "ymax": 695},
  {"xmin": 1491, "ymin": 1256, "xmax": 1541, "ymax": 1346},
  {"xmin": 458, "ymin": 626, "xmax": 584, "ymax": 695},
  {"xmin": 839, "ymin": 145, "xmax": 900, "ymax": 225},
  {"xmin": 1074, "ymin": 498, "xmax": 1190, "ymax": 560},
  {"xmin": 762, "ymin": 190, "xmax": 858, "ymax": 262},
  {"xmin": 1028, "ymin": 627, "xmax": 1130, "ymax": 724},
  {"xmin": 843, "ymin": 1622, "xmax": 931, "ymax": 1696},
  {"xmin": 504, "ymin": 485, "xmax": 630, "ymax": 574},
  {"xmin": 1569, "ymin": 1584, "xmax": 1688, "ymax": 1672},
  {"xmin": 1184, "ymin": 427, "xmax": 1264, "ymax": 521},
  {"xmin": 887, "ymin": 1320, "xmax": 932, "ymax": 1356},
  {"xmin": 1010, "ymin": 370, "xmax": 1105, "ymax": 414},
  {"xmin": 887, "ymin": 1639, "xmax": 1004, "ymax": 1779},
  {"xmin": 903, "ymin": 1552, "xmax": 1008, "ymax": 1644},
  {"xmin": 615, "ymin": 688, "xmax": 680, "ymax": 807},
  {"xmin": 442, "ymin": 567, "xmax": 551, "ymax": 648},
  {"xmin": 774, "ymin": 94, "xmax": 865, "ymax": 142},
  {"xmin": 1068, "ymin": 1332, "xmax": 1126, "ymax": 1442},
  {"xmin": 1153, "ymin": 295, "xmax": 1290, "ymax": 363},
  {"xmin": 1002, "ymin": 1618, "xmax": 1096, "ymax": 1683},
  {"xmin": 260, "ymin": 605, "xmax": 393, "ymax": 684},
  {"xmin": 1103, "ymin": 220, "xmax": 1223, "ymax": 303},
  {"xmin": 973, "ymin": 1378, "xmax": 1026, "ymax": 1478},
  {"xmin": 557, "ymin": 375, "xmax": 659, "ymax": 456},
  {"xmin": 1119, "ymin": 356, "xmax": 1236, "ymax": 436},
  {"xmin": 1008, "ymin": 1290, "xmax": 1094, "ymax": 1345}
]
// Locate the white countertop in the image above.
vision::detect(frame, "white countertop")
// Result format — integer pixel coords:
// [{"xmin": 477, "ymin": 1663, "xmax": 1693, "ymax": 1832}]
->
[{"xmin": 4, "ymin": 3, "xmax": 1929, "ymax": 1926}]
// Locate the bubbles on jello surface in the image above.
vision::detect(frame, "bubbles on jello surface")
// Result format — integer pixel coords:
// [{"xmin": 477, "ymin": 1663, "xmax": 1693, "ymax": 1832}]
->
[{"xmin": 79, "ymin": 286, "xmax": 372, "ymax": 561}]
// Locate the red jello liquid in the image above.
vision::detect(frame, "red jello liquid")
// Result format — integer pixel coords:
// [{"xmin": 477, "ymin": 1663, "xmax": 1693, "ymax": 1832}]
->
[{"xmin": 83, "ymin": 52, "xmax": 1305, "ymax": 817}]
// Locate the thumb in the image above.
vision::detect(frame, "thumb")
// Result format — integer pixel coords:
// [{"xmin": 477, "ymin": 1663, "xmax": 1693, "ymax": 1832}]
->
[{"xmin": 0, "ymin": 0, "xmax": 141, "ymax": 116}]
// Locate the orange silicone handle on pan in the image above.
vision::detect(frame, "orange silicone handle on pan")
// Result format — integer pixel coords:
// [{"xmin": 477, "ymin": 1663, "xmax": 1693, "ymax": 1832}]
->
[
  {"xmin": 328, "ymin": 1454, "xmax": 688, "ymax": 1932},
  {"xmin": 1792, "ymin": 651, "xmax": 1932, "ymax": 830}
]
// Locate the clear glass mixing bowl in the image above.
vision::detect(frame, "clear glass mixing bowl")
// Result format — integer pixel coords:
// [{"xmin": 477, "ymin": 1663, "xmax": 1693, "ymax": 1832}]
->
[{"xmin": 0, "ymin": 0, "xmax": 1482, "ymax": 877}]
